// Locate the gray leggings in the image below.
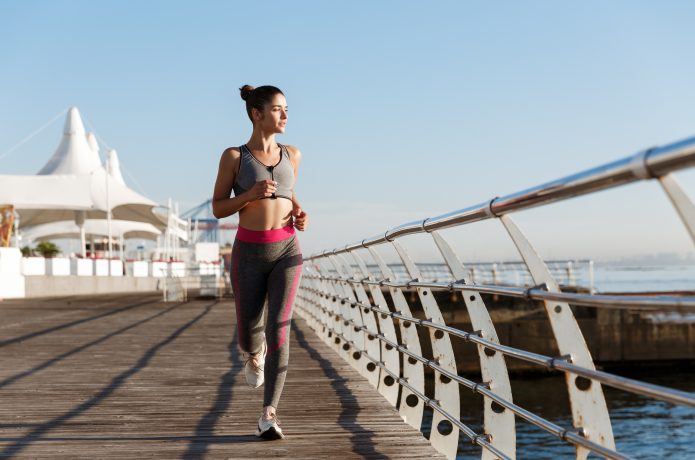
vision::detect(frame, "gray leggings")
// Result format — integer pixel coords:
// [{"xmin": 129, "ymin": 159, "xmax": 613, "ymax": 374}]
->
[{"xmin": 230, "ymin": 224, "xmax": 303, "ymax": 409}]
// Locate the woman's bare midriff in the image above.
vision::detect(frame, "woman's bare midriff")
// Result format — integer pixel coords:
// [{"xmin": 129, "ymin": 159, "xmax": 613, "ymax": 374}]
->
[{"xmin": 239, "ymin": 197, "xmax": 294, "ymax": 230}]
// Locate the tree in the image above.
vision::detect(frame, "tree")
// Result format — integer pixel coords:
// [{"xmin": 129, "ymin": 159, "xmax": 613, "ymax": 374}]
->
[
  {"xmin": 20, "ymin": 245, "xmax": 34, "ymax": 257},
  {"xmin": 35, "ymin": 241, "xmax": 60, "ymax": 258}
]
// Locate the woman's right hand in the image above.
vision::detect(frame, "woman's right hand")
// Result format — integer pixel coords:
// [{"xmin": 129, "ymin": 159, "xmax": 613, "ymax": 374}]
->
[{"xmin": 246, "ymin": 180, "xmax": 277, "ymax": 200}]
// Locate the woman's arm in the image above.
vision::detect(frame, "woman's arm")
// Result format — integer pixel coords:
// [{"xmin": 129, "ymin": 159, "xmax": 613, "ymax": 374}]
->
[
  {"xmin": 287, "ymin": 145, "xmax": 308, "ymax": 231},
  {"xmin": 212, "ymin": 148, "xmax": 250, "ymax": 219},
  {"xmin": 212, "ymin": 148, "xmax": 278, "ymax": 219}
]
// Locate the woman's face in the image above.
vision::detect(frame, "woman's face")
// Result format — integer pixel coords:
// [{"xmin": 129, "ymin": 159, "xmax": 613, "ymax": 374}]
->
[{"xmin": 254, "ymin": 93, "xmax": 288, "ymax": 134}]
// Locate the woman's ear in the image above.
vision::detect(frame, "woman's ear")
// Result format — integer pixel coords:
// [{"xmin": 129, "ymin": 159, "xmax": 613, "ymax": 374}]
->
[{"xmin": 252, "ymin": 107, "xmax": 263, "ymax": 122}]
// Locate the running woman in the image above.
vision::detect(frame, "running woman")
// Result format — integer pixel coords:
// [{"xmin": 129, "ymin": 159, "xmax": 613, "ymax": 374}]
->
[{"xmin": 212, "ymin": 84, "xmax": 308, "ymax": 440}]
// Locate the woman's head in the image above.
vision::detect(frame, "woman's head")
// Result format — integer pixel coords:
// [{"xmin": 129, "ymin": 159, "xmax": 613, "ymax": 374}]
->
[{"xmin": 240, "ymin": 84, "xmax": 287, "ymax": 133}]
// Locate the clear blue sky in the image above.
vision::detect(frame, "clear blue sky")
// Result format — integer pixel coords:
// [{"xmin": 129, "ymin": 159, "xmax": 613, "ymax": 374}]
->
[{"xmin": 2, "ymin": 1, "xmax": 695, "ymax": 262}]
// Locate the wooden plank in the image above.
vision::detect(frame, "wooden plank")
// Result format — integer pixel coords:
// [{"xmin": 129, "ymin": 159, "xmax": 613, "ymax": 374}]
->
[{"xmin": 0, "ymin": 293, "xmax": 445, "ymax": 458}]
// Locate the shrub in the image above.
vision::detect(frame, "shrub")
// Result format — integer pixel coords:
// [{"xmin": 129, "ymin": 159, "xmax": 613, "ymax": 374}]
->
[{"xmin": 35, "ymin": 241, "xmax": 60, "ymax": 258}]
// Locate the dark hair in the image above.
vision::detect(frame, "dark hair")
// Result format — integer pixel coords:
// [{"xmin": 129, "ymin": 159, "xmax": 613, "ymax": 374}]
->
[{"xmin": 239, "ymin": 84, "xmax": 284, "ymax": 121}]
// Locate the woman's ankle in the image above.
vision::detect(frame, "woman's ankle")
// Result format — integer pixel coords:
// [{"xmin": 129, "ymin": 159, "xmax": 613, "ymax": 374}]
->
[{"xmin": 262, "ymin": 405, "xmax": 276, "ymax": 419}]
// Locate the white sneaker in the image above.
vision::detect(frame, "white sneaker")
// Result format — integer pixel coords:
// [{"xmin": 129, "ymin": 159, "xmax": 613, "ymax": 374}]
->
[
  {"xmin": 242, "ymin": 338, "xmax": 266, "ymax": 388},
  {"xmin": 255, "ymin": 413, "xmax": 284, "ymax": 440}
]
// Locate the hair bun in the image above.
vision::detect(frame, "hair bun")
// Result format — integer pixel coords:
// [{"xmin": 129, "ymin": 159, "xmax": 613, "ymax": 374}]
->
[{"xmin": 239, "ymin": 85, "xmax": 255, "ymax": 101}]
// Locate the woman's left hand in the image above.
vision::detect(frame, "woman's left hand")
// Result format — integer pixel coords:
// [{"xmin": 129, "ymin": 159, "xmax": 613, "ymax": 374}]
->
[{"xmin": 293, "ymin": 206, "xmax": 308, "ymax": 231}]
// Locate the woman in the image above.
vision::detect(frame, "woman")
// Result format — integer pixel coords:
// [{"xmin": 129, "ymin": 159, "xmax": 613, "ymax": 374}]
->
[{"xmin": 212, "ymin": 84, "xmax": 307, "ymax": 440}]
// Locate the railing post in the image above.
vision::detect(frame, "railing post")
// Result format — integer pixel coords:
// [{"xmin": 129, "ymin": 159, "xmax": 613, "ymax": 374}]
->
[
  {"xmin": 366, "ymin": 247, "xmax": 426, "ymax": 431},
  {"xmin": 316, "ymin": 257, "xmax": 351, "ymax": 360},
  {"xmin": 302, "ymin": 264, "xmax": 325, "ymax": 336},
  {"xmin": 658, "ymin": 173, "xmax": 695, "ymax": 246},
  {"xmin": 499, "ymin": 214, "xmax": 615, "ymax": 459},
  {"xmin": 344, "ymin": 251, "xmax": 401, "ymax": 405},
  {"xmin": 324, "ymin": 254, "xmax": 362, "ymax": 366},
  {"xmin": 390, "ymin": 239, "xmax": 460, "ymax": 460},
  {"xmin": 431, "ymin": 230, "xmax": 516, "ymax": 459},
  {"xmin": 328, "ymin": 253, "xmax": 383, "ymax": 389},
  {"xmin": 566, "ymin": 261, "xmax": 575, "ymax": 287}
]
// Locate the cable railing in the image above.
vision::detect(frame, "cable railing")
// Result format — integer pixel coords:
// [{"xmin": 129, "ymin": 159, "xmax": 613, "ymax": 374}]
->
[
  {"xmin": 326, "ymin": 259, "xmax": 594, "ymax": 292},
  {"xmin": 294, "ymin": 134, "xmax": 695, "ymax": 460},
  {"xmin": 161, "ymin": 265, "xmax": 227, "ymax": 302}
]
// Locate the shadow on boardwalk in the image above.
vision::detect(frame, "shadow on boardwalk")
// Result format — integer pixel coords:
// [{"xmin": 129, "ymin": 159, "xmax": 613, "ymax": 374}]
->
[
  {"xmin": 0, "ymin": 301, "xmax": 216, "ymax": 458},
  {"xmin": 0, "ymin": 296, "xmax": 442, "ymax": 459},
  {"xmin": 291, "ymin": 321, "xmax": 389, "ymax": 460}
]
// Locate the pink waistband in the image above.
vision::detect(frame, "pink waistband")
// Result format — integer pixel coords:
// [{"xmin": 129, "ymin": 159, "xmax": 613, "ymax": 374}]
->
[{"xmin": 235, "ymin": 224, "xmax": 296, "ymax": 243}]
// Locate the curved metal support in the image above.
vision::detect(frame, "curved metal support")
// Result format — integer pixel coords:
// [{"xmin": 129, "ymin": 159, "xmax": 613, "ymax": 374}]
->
[
  {"xmin": 325, "ymin": 257, "xmax": 358, "ymax": 362},
  {"xmin": 659, "ymin": 173, "xmax": 695, "ymax": 246},
  {"xmin": 390, "ymin": 240, "xmax": 461, "ymax": 460},
  {"xmin": 430, "ymin": 230, "xmax": 516, "ymax": 460},
  {"xmin": 298, "ymin": 265, "xmax": 323, "ymax": 336},
  {"xmin": 499, "ymin": 214, "xmax": 615, "ymax": 459},
  {"xmin": 302, "ymin": 263, "xmax": 329, "ymax": 340},
  {"xmin": 330, "ymin": 253, "xmax": 383, "ymax": 388},
  {"xmin": 316, "ymin": 258, "xmax": 350, "ymax": 359},
  {"xmin": 366, "ymin": 246, "xmax": 426, "ymax": 431},
  {"xmin": 326, "ymin": 255, "xmax": 363, "ymax": 364},
  {"xmin": 345, "ymin": 251, "xmax": 400, "ymax": 404}
]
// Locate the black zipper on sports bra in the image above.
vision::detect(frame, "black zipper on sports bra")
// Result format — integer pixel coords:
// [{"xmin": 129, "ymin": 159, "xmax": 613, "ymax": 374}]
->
[
  {"xmin": 243, "ymin": 144, "xmax": 282, "ymax": 199},
  {"xmin": 266, "ymin": 164, "xmax": 276, "ymax": 199}
]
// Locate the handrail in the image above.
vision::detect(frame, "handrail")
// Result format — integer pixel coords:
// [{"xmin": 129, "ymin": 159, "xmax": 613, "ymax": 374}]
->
[
  {"xmin": 299, "ymin": 299, "xmax": 634, "ymax": 460},
  {"xmin": 301, "ymin": 287, "xmax": 695, "ymax": 408},
  {"xmin": 306, "ymin": 135, "xmax": 695, "ymax": 258},
  {"xmin": 295, "ymin": 134, "xmax": 695, "ymax": 460},
  {"xmin": 304, "ymin": 273, "xmax": 695, "ymax": 310}
]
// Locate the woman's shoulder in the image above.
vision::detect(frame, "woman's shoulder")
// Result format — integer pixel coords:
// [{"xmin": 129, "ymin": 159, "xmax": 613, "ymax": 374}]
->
[
  {"xmin": 217, "ymin": 147, "xmax": 243, "ymax": 173},
  {"xmin": 220, "ymin": 146, "xmax": 243, "ymax": 162},
  {"xmin": 282, "ymin": 144, "xmax": 302, "ymax": 160},
  {"xmin": 222, "ymin": 146, "xmax": 242, "ymax": 157}
]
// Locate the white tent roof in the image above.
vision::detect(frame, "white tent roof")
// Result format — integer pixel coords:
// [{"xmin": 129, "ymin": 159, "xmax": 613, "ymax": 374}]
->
[
  {"xmin": 107, "ymin": 149, "xmax": 126, "ymax": 185},
  {"xmin": 0, "ymin": 107, "xmax": 167, "ymax": 230},
  {"xmin": 23, "ymin": 219, "xmax": 161, "ymax": 242},
  {"xmin": 37, "ymin": 107, "xmax": 103, "ymax": 175},
  {"xmin": 0, "ymin": 168, "xmax": 165, "ymax": 228}
]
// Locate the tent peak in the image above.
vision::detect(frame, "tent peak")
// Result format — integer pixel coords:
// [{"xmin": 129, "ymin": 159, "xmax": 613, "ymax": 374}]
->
[
  {"xmin": 64, "ymin": 107, "xmax": 86, "ymax": 136},
  {"xmin": 86, "ymin": 132, "xmax": 99, "ymax": 154},
  {"xmin": 37, "ymin": 108, "xmax": 102, "ymax": 175},
  {"xmin": 107, "ymin": 149, "xmax": 126, "ymax": 185}
]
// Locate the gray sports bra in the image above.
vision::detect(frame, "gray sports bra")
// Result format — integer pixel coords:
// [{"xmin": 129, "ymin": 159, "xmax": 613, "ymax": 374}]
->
[{"xmin": 232, "ymin": 143, "xmax": 295, "ymax": 201}]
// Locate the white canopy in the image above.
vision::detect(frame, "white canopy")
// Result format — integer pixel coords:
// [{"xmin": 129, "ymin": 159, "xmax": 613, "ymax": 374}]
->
[
  {"xmin": 0, "ymin": 168, "xmax": 165, "ymax": 228},
  {"xmin": 0, "ymin": 107, "xmax": 166, "ymax": 230},
  {"xmin": 22, "ymin": 219, "xmax": 161, "ymax": 242},
  {"xmin": 107, "ymin": 149, "xmax": 126, "ymax": 185},
  {"xmin": 37, "ymin": 107, "xmax": 103, "ymax": 175}
]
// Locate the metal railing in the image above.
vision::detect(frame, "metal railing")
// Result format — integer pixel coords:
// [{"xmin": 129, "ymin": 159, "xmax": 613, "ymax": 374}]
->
[
  {"xmin": 161, "ymin": 265, "xmax": 227, "ymax": 302},
  {"xmin": 294, "ymin": 134, "xmax": 695, "ymax": 460},
  {"xmin": 331, "ymin": 259, "xmax": 594, "ymax": 291}
]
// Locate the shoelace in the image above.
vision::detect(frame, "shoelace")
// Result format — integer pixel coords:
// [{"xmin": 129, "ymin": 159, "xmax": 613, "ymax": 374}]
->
[
  {"xmin": 244, "ymin": 343, "xmax": 265, "ymax": 371},
  {"xmin": 264, "ymin": 414, "xmax": 281, "ymax": 426},
  {"xmin": 244, "ymin": 352, "xmax": 263, "ymax": 371}
]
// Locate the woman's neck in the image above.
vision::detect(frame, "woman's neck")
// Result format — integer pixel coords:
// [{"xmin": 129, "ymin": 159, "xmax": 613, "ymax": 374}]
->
[{"xmin": 246, "ymin": 129, "xmax": 277, "ymax": 154}]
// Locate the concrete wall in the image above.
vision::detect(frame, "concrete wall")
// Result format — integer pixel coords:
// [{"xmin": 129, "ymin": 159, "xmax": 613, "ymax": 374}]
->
[{"xmin": 24, "ymin": 275, "xmax": 160, "ymax": 298}]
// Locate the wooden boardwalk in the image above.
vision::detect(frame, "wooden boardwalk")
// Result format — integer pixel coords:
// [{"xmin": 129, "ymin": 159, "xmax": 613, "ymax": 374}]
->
[{"xmin": 0, "ymin": 293, "xmax": 444, "ymax": 459}]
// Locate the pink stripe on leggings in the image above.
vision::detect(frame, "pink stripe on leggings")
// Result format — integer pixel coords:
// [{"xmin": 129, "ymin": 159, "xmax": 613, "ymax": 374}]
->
[
  {"xmin": 231, "ymin": 244, "xmax": 245, "ymax": 347},
  {"xmin": 273, "ymin": 238, "xmax": 302, "ymax": 354},
  {"xmin": 235, "ymin": 224, "xmax": 295, "ymax": 244}
]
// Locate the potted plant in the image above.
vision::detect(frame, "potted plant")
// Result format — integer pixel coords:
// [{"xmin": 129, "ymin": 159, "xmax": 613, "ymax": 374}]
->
[
  {"xmin": 37, "ymin": 241, "xmax": 70, "ymax": 276},
  {"xmin": 35, "ymin": 241, "xmax": 60, "ymax": 258}
]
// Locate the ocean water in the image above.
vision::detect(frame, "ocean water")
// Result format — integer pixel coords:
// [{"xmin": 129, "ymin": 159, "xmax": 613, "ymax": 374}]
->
[
  {"xmin": 419, "ymin": 369, "xmax": 695, "ymax": 459},
  {"xmin": 366, "ymin": 261, "xmax": 695, "ymax": 293},
  {"xmin": 589, "ymin": 263, "xmax": 695, "ymax": 293}
]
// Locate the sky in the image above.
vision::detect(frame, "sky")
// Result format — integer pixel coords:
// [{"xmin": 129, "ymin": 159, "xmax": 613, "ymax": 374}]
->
[{"xmin": 2, "ymin": 1, "xmax": 695, "ymax": 263}]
